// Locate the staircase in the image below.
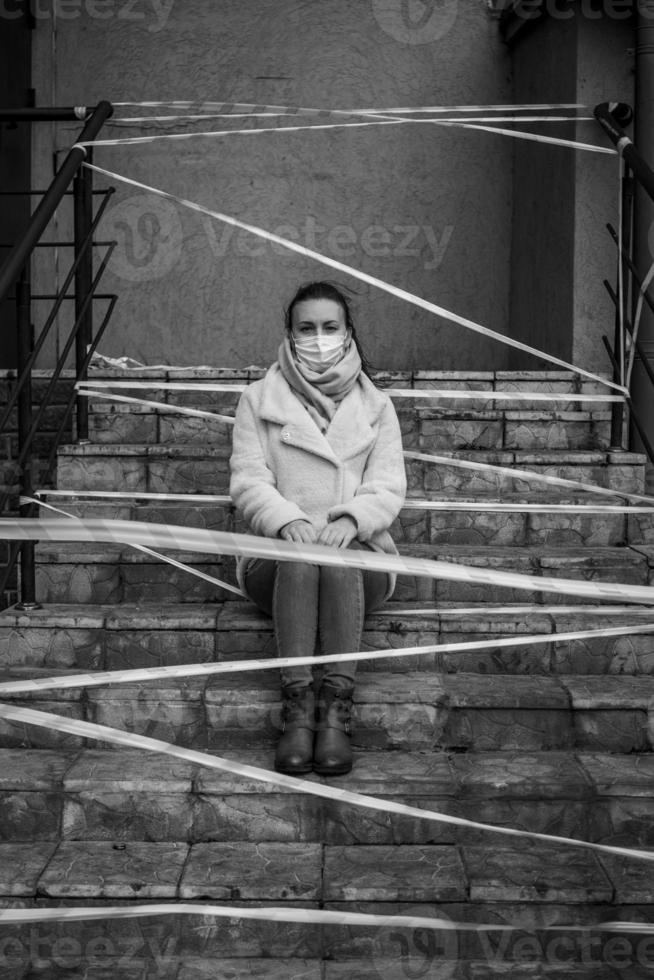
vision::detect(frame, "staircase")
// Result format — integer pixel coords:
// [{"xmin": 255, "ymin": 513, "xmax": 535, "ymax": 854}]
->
[{"xmin": 1, "ymin": 366, "xmax": 654, "ymax": 979}]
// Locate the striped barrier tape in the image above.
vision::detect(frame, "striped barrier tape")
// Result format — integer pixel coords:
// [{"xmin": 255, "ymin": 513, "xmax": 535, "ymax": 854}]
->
[
  {"xmin": 79, "ymin": 389, "xmax": 236, "ymax": 424},
  {"xmin": 26, "ymin": 497, "xmax": 245, "ymax": 599},
  {"xmin": 28, "ymin": 490, "xmax": 654, "ymax": 515},
  {"xmin": 81, "ymin": 162, "xmax": 626, "ymax": 395},
  {"xmin": 0, "ymin": 901, "xmax": 650, "ymax": 936},
  {"xmin": 1, "ymin": 621, "xmax": 653, "ymax": 696},
  {"xmin": 112, "ymin": 101, "xmax": 589, "ymax": 112},
  {"xmin": 111, "ymin": 113, "xmax": 595, "ymax": 124},
  {"xmin": 0, "ymin": 702, "xmax": 652, "ymax": 864},
  {"xmin": 78, "ymin": 115, "xmax": 612, "ymax": 157},
  {"xmin": 2, "ymin": 517, "xmax": 654, "ymax": 603},
  {"xmin": 75, "ymin": 380, "xmax": 624, "ymax": 403},
  {"xmin": 375, "ymin": 604, "xmax": 654, "ymax": 617}
]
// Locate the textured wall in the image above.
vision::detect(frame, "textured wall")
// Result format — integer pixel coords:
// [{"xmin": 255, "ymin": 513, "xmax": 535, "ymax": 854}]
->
[
  {"xmin": 508, "ymin": 14, "xmax": 634, "ymax": 375},
  {"xmin": 31, "ymin": 0, "xmax": 514, "ymax": 371},
  {"xmin": 573, "ymin": 18, "xmax": 635, "ymax": 374},
  {"xmin": 509, "ymin": 19, "xmax": 577, "ymax": 367}
]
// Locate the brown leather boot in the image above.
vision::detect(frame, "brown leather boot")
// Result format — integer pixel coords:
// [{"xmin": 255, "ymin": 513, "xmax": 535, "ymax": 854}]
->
[
  {"xmin": 274, "ymin": 685, "xmax": 315, "ymax": 775},
  {"xmin": 313, "ymin": 681, "xmax": 353, "ymax": 776}
]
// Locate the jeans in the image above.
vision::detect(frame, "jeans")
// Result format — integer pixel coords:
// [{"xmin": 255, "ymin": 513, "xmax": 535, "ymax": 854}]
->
[{"xmin": 243, "ymin": 540, "xmax": 390, "ymax": 690}]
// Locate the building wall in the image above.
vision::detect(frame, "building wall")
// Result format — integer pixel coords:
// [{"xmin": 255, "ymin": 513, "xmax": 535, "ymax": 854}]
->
[
  {"xmin": 508, "ymin": 10, "xmax": 634, "ymax": 374},
  {"xmin": 0, "ymin": 12, "xmax": 32, "ymax": 369},
  {"xmin": 31, "ymin": 0, "xmax": 514, "ymax": 371},
  {"xmin": 573, "ymin": 17, "xmax": 635, "ymax": 373}
]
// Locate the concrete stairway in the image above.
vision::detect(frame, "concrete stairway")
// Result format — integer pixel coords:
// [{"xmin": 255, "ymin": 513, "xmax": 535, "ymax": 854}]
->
[
  {"xmin": 1, "ymin": 368, "xmax": 654, "ymax": 979},
  {"xmin": 0, "ymin": 371, "xmax": 75, "ymax": 610}
]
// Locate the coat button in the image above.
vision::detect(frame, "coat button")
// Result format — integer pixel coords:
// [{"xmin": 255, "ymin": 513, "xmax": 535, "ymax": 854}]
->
[{"xmin": 282, "ymin": 431, "xmax": 290, "ymax": 441}]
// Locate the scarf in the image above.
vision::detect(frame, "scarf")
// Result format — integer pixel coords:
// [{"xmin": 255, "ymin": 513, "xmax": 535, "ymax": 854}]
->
[{"xmin": 277, "ymin": 334, "xmax": 362, "ymax": 433}]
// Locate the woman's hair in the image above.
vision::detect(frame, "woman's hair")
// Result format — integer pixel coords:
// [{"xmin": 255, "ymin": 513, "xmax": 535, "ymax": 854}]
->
[{"xmin": 284, "ymin": 280, "xmax": 373, "ymax": 378}]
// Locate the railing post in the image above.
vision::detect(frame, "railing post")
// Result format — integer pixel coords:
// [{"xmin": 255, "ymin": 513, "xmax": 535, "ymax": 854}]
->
[
  {"xmin": 610, "ymin": 165, "xmax": 633, "ymax": 450},
  {"xmin": 15, "ymin": 268, "xmax": 38, "ymax": 609},
  {"xmin": 74, "ymin": 148, "xmax": 93, "ymax": 441}
]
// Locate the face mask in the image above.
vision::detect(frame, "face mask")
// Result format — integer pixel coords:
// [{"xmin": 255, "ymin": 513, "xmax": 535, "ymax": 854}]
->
[{"xmin": 293, "ymin": 334, "xmax": 348, "ymax": 374}]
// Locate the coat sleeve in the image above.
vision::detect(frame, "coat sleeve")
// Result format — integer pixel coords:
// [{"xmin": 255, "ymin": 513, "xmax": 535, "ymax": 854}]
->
[
  {"xmin": 229, "ymin": 386, "xmax": 310, "ymax": 537},
  {"xmin": 327, "ymin": 396, "xmax": 407, "ymax": 540}
]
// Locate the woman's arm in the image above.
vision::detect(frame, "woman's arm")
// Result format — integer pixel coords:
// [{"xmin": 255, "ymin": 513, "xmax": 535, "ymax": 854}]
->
[
  {"xmin": 229, "ymin": 388, "xmax": 311, "ymax": 538},
  {"xmin": 327, "ymin": 397, "xmax": 407, "ymax": 540}
]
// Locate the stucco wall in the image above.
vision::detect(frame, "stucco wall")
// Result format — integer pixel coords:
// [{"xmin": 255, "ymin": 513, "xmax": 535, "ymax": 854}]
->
[
  {"xmin": 31, "ymin": 0, "xmax": 514, "ymax": 371},
  {"xmin": 508, "ymin": 11, "xmax": 634, "ymax": 375},
  {"xmin": 509, "ymin": 18, "xmax": 577, "ymax": 367},
  {"xmin": 573, "ymin": 18, "xmax": 635, "ymax": 373}
]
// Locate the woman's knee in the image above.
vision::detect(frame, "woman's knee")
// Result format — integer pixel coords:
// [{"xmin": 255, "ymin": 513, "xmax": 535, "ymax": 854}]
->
[{"xmin": 276, "ymin": 560, "xmax": 320, "ymax": 588}]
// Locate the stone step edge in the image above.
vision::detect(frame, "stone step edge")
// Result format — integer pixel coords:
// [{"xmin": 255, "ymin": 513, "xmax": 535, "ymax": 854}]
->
[
  {"xmin": 56, "ymin": 444, "xmax": 644, "ymax": 464},
  {"xmin": 2, "ymin": 668, "xmax": 654, "ymax": 711},
  {"xmin": 0, "ymin": 839, "xmax": 649, "ymax": 903},
  {"xmin": 4, "ymin": 600, "xmax": 654, "ymax": 630},
  {"xmin": 1, "ymin": 747, "xmax": 653, "ymax": 799}
]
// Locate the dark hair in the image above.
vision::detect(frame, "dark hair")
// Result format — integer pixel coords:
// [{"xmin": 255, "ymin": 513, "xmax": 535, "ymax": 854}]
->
[{"xmin": 284, "ymin": 280, "xmax": 373, "ymax": 378}]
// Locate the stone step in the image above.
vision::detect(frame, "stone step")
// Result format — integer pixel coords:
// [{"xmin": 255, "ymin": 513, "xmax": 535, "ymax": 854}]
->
[
  {"xmin": 3, "ymin": 602, "xmax": 654, "ymax": 676},
  {"xmin": 38, "ymin": 491, "xmax": 654, "ymax": 548},
  {"xmin": 88, "ymin": 401, "xmax": 614, "ymax": 452},
  {"xmin": 0, "ymin": 918, "xmax": 651, "ymax": 979},
  {"xmin": 30, "ymin": 542, "xmax": 653, "ymax": 606},
  {"xmin": 54, "ymin": 444, "xmax": 646, "ymax": 497},
  {"xmin": 1, "ymin": 747, "xmax": 654, "ymax": 849},
  {"xmin": 1, "ymin": 668, "xmax": 653, "ymax": 753},
  {"xmin": 0, "ymin": 837, "xmax": 650, "ymax": 911}
]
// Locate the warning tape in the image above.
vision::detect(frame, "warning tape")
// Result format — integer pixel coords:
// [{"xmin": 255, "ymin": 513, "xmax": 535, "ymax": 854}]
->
[
  {"xmin": 80, "ymin": 117, "xmax": 614, "ymax": 156},
  {"xmin": 28, "ymin": 491, "xmax": 654, "ymax": 514},
  {"xmin": 112, "ymin": 101, "xmax": 589, "ymax": 112},
  {"xmin": 81, "ymin": 162, "xmax": 626, "ymax": 395},
  {"xmin": 374, "ymin": 604, "xmax": 654, "ymax": 617},
  {"xmin": 0, "ymin": 702, "xmax": 651, "ymax": 864},
  {"xmin": 2, "ymin": 622, "xmax": 653, "ymax": 696},
  {"xmin": 111, "ymin": 113, "xmax": 595, "ymax": 125},
  {"xmin": 2, "ymin": 517, "xmax": 654, "ymax": 603},
  {"xmin": 79, "ymin": 388, "xmax": 236, "ymax": 424},
  {"xmin": 0, "ymin": 901, "xmax": 650, "ymax": 936},
  {"xmin": 76, "ymin": 380, "xmax": 622, "ymax": 404},
  {"xmin": 27, "ymin": 499, "xmax": 244, "ymax": 599}
]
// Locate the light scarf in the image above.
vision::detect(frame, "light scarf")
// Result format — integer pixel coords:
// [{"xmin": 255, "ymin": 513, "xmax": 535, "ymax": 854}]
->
[{"xmin": 277, "ymin": 334, "xmax": 362, "ymax": 433}]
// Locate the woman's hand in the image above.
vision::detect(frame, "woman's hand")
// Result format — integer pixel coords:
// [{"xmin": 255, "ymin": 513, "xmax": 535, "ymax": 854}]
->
[
  {"xmin": 317, "ymin": 515, "xmax": 358, "ymax": 549},
  {"xmin": 280, "ymin": 519, "xmax": 318, "ymax": 543}
]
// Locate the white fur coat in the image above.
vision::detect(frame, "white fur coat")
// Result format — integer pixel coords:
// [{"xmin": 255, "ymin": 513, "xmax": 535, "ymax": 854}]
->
[{"xmin": 229, "ymin": 363, "xmax": 407, "ymax": 598}]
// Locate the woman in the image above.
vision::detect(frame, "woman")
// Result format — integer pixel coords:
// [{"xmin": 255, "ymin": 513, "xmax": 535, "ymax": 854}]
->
[{"xmin": 229, "ymin": 281, "xmax": 406, "ymax": 776}]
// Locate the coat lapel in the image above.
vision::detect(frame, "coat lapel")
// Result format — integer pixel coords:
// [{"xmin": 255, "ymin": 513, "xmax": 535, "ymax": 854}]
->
[{"xmin": 258, "ymin": 364, "xmax": 385, "ymax": 465}]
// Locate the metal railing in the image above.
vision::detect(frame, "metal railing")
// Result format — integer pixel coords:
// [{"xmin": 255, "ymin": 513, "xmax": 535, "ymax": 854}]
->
[
  {"xmin": 595, "ymin": 101, "xmax": 654, "ymax": 465},
  {"xmin": 0, "ymin": 102, "xmax": 116, "ymax": 608}
]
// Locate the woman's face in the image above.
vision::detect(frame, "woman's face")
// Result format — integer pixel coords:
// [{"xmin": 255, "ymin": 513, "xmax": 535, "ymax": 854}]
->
[{"xmin": 290, "ymin": 298, "xmax": 347, "ymax": 340}]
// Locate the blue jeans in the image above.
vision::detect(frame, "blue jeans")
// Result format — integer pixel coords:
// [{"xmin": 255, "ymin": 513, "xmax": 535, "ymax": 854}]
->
[{"xmin": 243, "ymin": 540, "xmax": 390, "ymax": 689}]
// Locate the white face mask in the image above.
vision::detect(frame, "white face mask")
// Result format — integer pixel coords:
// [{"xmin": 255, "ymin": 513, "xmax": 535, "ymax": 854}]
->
[{"xmin": 293, "ymin": 334, "xmax": 348, "ymax": 373}]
